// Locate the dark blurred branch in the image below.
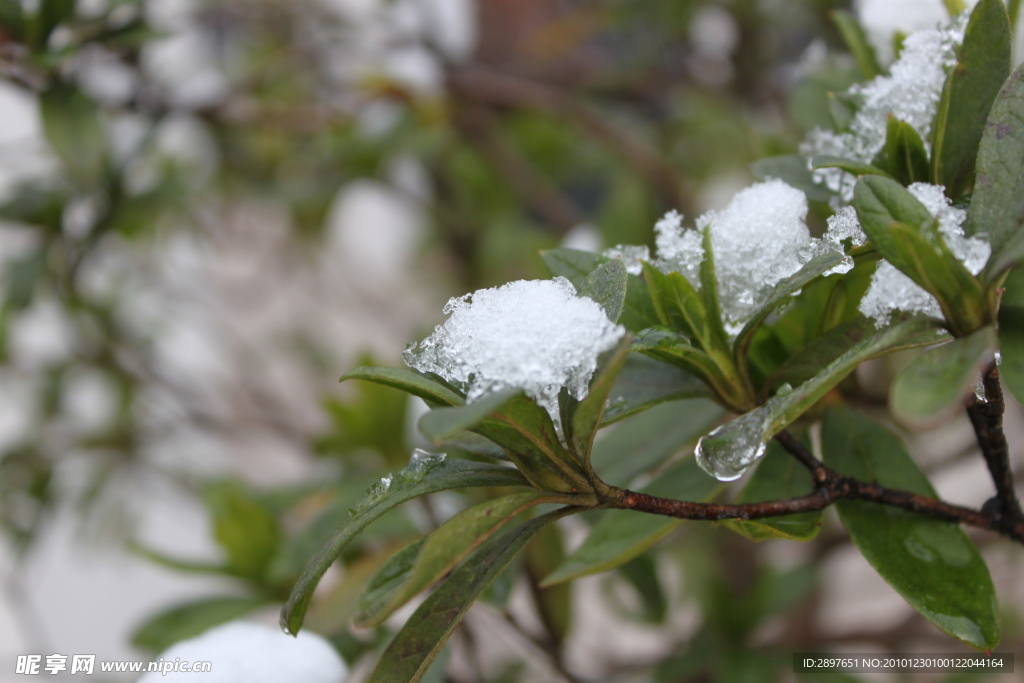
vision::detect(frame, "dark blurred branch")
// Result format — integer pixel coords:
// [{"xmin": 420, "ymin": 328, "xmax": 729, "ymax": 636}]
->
[
  {"xmin": 448, "ymin": 65, "xmax": 694, "ymax": 213},
  {"xmin": 966, "ymin": 363, "xmax": 1024, "ymax": 534}
]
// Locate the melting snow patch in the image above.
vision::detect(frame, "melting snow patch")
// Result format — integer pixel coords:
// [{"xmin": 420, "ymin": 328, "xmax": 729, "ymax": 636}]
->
[
  {"xmin": 404, "ymin": 278, "xmax": 624, "ymax": 423},
  {"xmin": 859, "ymin": 260, "xmax": 943, "ymax": 327},
  {"xmin": 906, "ymin": 182, "xmax": 989, "ymax": 275}
]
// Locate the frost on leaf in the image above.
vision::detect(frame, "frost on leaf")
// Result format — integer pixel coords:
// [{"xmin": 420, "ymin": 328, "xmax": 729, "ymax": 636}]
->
[
  {"xmin": 800, "ymin": 14, "xmax": 968, "ymax": 203},
  {"xmin": 654, "ymin": 209, "xmax": 703, "ymax": 284},
  {"xmin": 404, "ymin": 278, "xmax": 624, "ymax": 424},
  {"xmin": 856, "ymin": 182, "xmax": 989, "ymax": 328},
  {"xmin": 602, "ymin": 244, "xmax": 650, "ymax": 276}
]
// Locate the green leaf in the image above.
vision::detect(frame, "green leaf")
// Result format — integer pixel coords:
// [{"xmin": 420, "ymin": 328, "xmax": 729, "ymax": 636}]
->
[
  {"xmin": 890, "ymin": 223, "xmax": 988, "ymax": 335},
  {"xmin": 580, "ymin": 259, "xmax": 628, "ymax": 322},
  {"xmin": 721, "ymin": 441, "xmax": 822, "ymax": 542},
  {"xmin": 890, "ymin": 326, "xmax": 996, "ymax": 423},
  {"xmin": 621, "ymin": 272, "xmax": 662, "ymax": 332},
  {"xmin": 591, "ymin": 400, "xmax": 724, "ymax": 487},
  {"xmin": 751, "ymin": 155, "xmax": 835, "ymax": 204},
  {"xmin": 39, "ymin": 84, "xmax": 106, "ymax": 184},
  {"xmin": 884, "ymin": 116, "xmax": 930, "ymax": 185},
  {"xmin": 997, "ymin": 267, "xmax": 1024, "ymax": 406},
  {"xmin": 852, "ymin": 175, "xmax": 934, "ymax": 274},
  {"xmin": 931, "ymin": 0, "xmax": 1011, "ymax": 199},
  {"xmin": 811, "ymin": 155, "xmax": 892, "ymax": 179},
  {"xmin": 367, "ymin": 508, "xmax": 574, "ymax": 683},
  {"xmin": 132, "ymin": 597, "xmax": 269, "ymax": 653},
  {"xmin": 698, "ymin": 317, "xmax": 943, "ymax": 480},
  {"xmin": 540, "ymin": 248, "xmax": 605, "ymax": 290},
  {"xmin": 355, "ymin": 491, "xmax": 555, "ymax": 627},
  {"xmin": 698, "ymin": 225, "xmax": 729, "ymax": 349},
  {"xmin": 571, "ymin": 338, "xmax": 631, "ymax": 463},
  {"xmin": 972, "ymin": 63, "xmax": 1024, "ymax": 277},
  {"xmin": 821, "ymin": 407, "xmax": 1000, "ymax": 650},
  {"xmin": 418, "ymin": 388, "xmax": 521, "ymax": 444},
  {"xmin": 203, "ymin": 481, "xmax": 279, "ymax": 581},
  {"xmin": 280, "ymin": 458, "xmax": 528, "ymax": 636},
  {"xmin": 642, "ymin": 262, "xmax": 709, "ymax": 345},
  {"xmin": 601, "ymin": 354, "xmax": 710, "ymax": 425},
  {"xmin": 340, "ymin": 366, "xmax": 464, "ymax": 408},
  {"xmin": 733, "ymin": 250, "xmax": 847, "ymax": 361},
  {"xmin": 524, "ymin": 521, "xmax": 572, "ymax": 643},
  {"xmin": 832, "ymin": 10, "xmax": 881, "ymax": 79},
  {"xmin": 766, "ymin": 315, "xmax": 952, "ymax": 395},
  {"xmin": 542, "ymin": 458, "xmax": 722, "ymax": 585}
]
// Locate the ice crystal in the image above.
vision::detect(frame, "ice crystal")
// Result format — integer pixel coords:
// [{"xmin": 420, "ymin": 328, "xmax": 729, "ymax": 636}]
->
[
  {"xmin": 654, "ymin": 209, "xmax": 704, "ymax": 284},
  {"xmin": 800, "ymin": 13, "xmax": 968, "ymax": 203},
  {"xmin": 824, "ymin": 206, "xmax": 867, "ymax": 249},
  {"xmin": 602, "ymin": 244, "xmax": 650, "ymax": 275},
  {"xmin": 859, "ymin": 260, "xmax": 943, "ymax": 327},
  {"xmin": 907, "ymin": 182, "xmax": 989, "ymax": 275},
  {"xmin": 404, "ymin": 278, "xmax": 624, "ymax": 423}
]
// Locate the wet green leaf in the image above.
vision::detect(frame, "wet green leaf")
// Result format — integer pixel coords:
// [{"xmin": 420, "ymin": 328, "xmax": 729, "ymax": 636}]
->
[
  {"xmin": 418, "ymin": 388, "xmax": 521, "ymax": 444},
  {"xmin": 811, "ymin": 155, "xmax": 891, "ymax": 179},
  {"xmin": 542, "ymin": 458, "xmax": 722, "ymax": 585},
  {"xmin": 973, "ymin": 63, "xmax": 1024, "ymax": 278},
  {"xmin": 931, "ymin": 0, "xmax": 1011, "ymax": 199},
  {"xmin": 355, "ymin": 491, "xmax": 555, "ymax": 627},
  {"xmin": 132, "ymin": 597, "xmax": 269, "ymax": 654},
  {"xmin": 853, "ymin": 175, "xmax": 935, "ymax": 275},
  {"xmin": 340, "ymin": 366, "xmax": 464, "ymax": 408},
  {"xmin": 601, "ymin": 354, "xmax": 710, "ymax": 425},
  {"xmin": 540, "ymin": 248, "xmax": 605, "ymax": 290},
  {"xmin": 721, "ymin": 440, "xmax": 822, "ymax": 542},
  {"xmin": 571, "ymin": 338, "xmax": 631, "ymax": 462},
  {"xmin": 367, "ymin": 509, "xmax": 574, "ymax": 683},
  {"xmin": 890, "ymin": 326, "xmax": 996, "ymax": 423},
  {"xmin": 580, "ymin": 259, "xmax": 628, "ymax": 322},
  {"xmin": 821, "ymin": 407, "xmax": 1000, "ymax": 650},
  {"xmin": 280, "ymin": 458, "xmax": 528, "ymax": 636},
  {"xmin": 885, "ymin": 116, "xmax": 930, "ymax": 185}
]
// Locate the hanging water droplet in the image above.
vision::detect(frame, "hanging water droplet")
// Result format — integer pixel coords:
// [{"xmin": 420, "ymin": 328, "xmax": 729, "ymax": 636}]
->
[
  {"xmin": 776, "ymin": 383, "xmax": 794, "ymax": 397},
  {"xmin": 403, "ymin": 449, "xmax": 446, "ymax": 482},
  {"xmin": 995, "ymin": 350, "xmax": 1002, "ymax": 366},
  {"xmin": 695, "ymin": 408, "xmax": 771, "ymax": 481}
]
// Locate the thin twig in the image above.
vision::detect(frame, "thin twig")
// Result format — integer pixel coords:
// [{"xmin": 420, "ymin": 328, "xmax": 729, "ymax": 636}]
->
[{"xmin": 965, "ymin": 363, "xmax": 1024, "ymax": 533}]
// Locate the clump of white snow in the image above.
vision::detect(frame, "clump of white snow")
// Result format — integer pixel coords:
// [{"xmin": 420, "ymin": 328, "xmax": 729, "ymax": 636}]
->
[
  {"xmin": 602, "ymin": 244, "xmax": 650, "ymax": 275},
  {"xmin": 858, "ymin": 260, "xmax": 943, "ymax": 327},
  {"xmin": 800, "ymin": 13, "xmax": 968, "ymax": 203},
  {"xmin": 823, "ymin": 206, "xmax": 867, "ymax": 250},
  {"xmin": 650, "ymin": 180, "xmax": 855, "ymax": 334},
  {"xmin": 654, "ymin": 209, "xmax": 704, "ymax": 284},
  {"xmin": 906, "ymin": 182, "xmax": 989, "ymax": 275},
  {"xmin": 404, "ymin": 278, "xmax": 624, "ymax": 423},
  {"xmin": 138, "ymin": 621, "xmax": 347, "ymax": 683}
]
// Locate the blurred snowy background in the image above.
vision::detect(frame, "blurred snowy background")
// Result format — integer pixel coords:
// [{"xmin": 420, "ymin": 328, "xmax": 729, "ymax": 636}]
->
[{"xmin": 1, "ymin": 0, "xmax": 1023, "ymax": 681}]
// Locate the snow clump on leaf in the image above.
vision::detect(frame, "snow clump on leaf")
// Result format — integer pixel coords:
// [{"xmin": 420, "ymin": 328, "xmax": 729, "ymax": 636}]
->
[
  {"xmin": 800, "ymin": 13, "xmax": 968, "ymax": 203},
  {"xmin": 404, "ymin": 278, "xmax": 625, "ymax": 423},
  {"xmin": 602, "ymin": 244, "xmax": 650, "ymax": 275},
  {"xmin": 857, "ymin": 182, "xmax": 989, "ymax": 327}
]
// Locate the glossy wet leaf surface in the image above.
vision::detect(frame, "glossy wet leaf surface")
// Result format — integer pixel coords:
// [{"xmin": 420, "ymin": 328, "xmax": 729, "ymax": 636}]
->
[
  {"xmin": 821, "ymin": 407, "xmax": 1000, "ymax": 650},
  {"xmin": 890, "ymin": 326, "xmax": 996, "ymax": 424},
  {"xmin": 602, "ymin": 354, "xmax": 710, "ymax": 425}
]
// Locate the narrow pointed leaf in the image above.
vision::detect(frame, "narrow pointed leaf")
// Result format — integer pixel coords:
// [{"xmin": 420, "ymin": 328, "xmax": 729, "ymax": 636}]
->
[
  {"xmin": 852, "ymin": 175, "xmax": 935, "ymax": 275},
  {"xmin": 811, "ymin": 155, "xmax": 892, "ymax": 179},
  {"xmin": 601, "ymin": 354, "xmax": 710, "ymax": 425},
  {"xmin": 885, "ymin": 116, "xmax": 930, "ymax": 185},
  {"xmin": 822, "ymin": 407, "xmax": 1000, "ymax": 650},
  {"xmin": 418, "ymin": 388, "xmax": 521, "ymax": 443},
  {"xmin": 931, "ymin": 0, "xmax": 1011, "ymax": 199},
  {"xmin": 133, "ymin": 597, "xmax": 270, "ymax": 654},
  {"xmin": 621, "ymin": 273, "xmax": 662, "ymax": 332},
  {"xmin": 890, "ymin": 326, "xmax": 996, "ymax": 423},
  {"xmin": 572, "ymin": 338, "xmax": 631, "ymax": 461},
  {"xmin": 580, "ymin": 259, "xmax": 628, "ymax": 322},
  {"xmin": 542, "ymin": 458, "xmax": 723, "ymax": 585},
  {"xmin": 721, "ymin": 441, "xmax": 822, "ymax": 542},
  {"xmin": 832, "ymin": 10, "xmax": 881, "ymax": 79},
  {"xmin": 998, "ymin": 267, "xmax": 1024, "ymax": 406},
  {"xmin": 355, "ymin": 492, "xmax": 556, "ymax": 627},
  {"xmin": 591, "ymin": 400, "xmax": 723, "ymax": 487},
  {"xmin": 280, "ymin": 459, "xmax": 528, "ymax": 635},
  {"xmin": 341, "ymin": 367, "xmax": 464, "ymax": 408},
  {"xmin": 974, "ymin": 63, "xmax": 1024, "ymax": 278},
  {"xmin": 367, "ymin": 508, "xmax": 575, "ymax": 683}
]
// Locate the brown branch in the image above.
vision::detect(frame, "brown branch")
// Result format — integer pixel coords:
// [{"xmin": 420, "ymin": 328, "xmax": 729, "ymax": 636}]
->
[
  {"xmin": 447, "ymin": 64, "xmax": 694, "ymax": 212},
  {"xmin": 965, "ymin": 363, "xmax": 1024, "ymax": 533}
]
